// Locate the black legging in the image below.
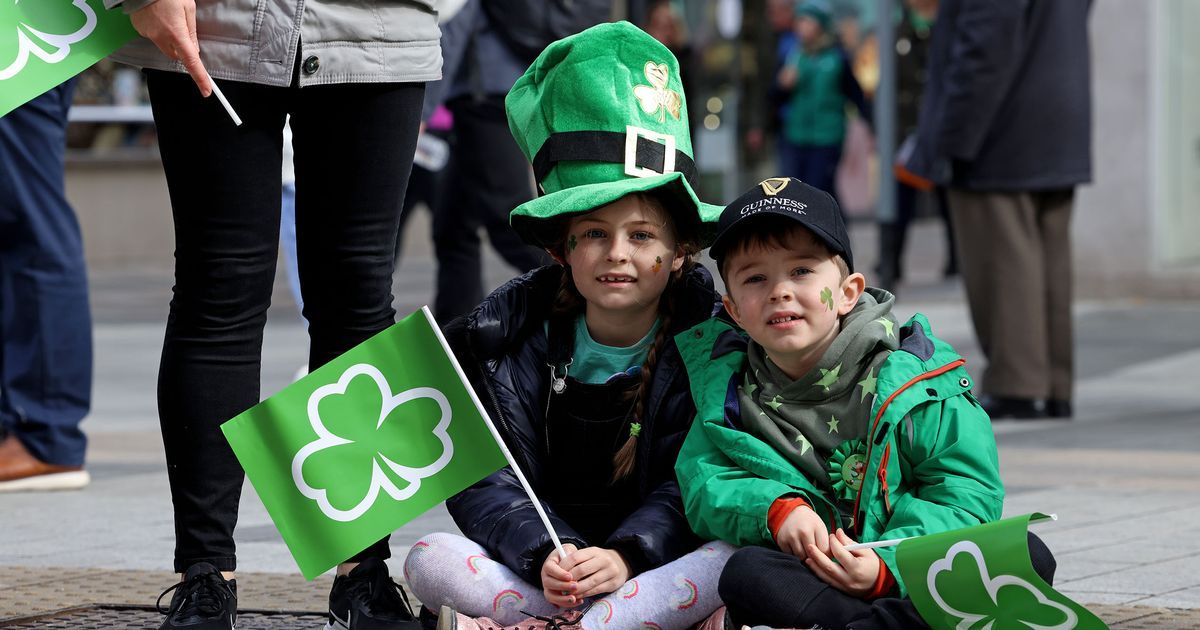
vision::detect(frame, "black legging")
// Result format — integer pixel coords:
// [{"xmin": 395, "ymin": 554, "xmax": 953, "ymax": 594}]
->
[
  {"xmin": 432, "ymin": 94, "xmax": 549, "ymax": 323},
  {"xmin": 147, "ymin": 69, "xmax": 423, "ymax": 573},
  {"xmin": 720, "ymin": 532, "xmax": 1057, "ymax": 629}
]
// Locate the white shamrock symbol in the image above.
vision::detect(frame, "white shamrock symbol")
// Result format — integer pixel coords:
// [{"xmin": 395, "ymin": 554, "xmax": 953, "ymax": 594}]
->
[
  {"xmin": 0, "ymin": 0, "xmax": 98, "ymax": 81},
  {"xmin": 291, "ymin": 363, "xmax": 454, "ymax": 522},
  {"xmin": 927, "ymin": 541, "xmax": 1078, "ymax": 630}
]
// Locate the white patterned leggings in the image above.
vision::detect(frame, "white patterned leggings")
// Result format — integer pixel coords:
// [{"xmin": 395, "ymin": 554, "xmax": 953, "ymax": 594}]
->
[{"xmin": 403, "ymin": 532, "xmax": 735, "ymax": 628}]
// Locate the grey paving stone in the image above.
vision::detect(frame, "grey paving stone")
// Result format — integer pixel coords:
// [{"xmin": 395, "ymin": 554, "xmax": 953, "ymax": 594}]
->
[
  {"xmin": 1060, "ymin": 553, "xmax": 1200, "ymax": 597},
  {"xmin": 1060, "ymin": 590, "xmax": 1150, "ymax": 606},
  {"xmin": 1136, "ymin": 586, "xmax": 1200, "ymax": 609},
  {"xmin": 1054, "ymin": 559, "xmax": 1137, "ymax": 583}
]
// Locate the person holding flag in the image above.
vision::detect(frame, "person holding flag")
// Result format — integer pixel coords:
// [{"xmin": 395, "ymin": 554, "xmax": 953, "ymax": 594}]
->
[
  {"xmin": 100, "ymin": 0, "xmax": 438, "ymax": 628},
  {"xmin": 402, "ymin": 22, "xmax": 734, "ymax": 630},
  {"xmin": 676, "ymin": 178, "xmax": 1059, "ymax": 629}
]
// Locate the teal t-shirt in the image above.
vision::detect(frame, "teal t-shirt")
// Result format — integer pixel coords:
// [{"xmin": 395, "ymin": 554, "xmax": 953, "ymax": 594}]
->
[{"xmin": 563, "ymin": 315, "xmax": 660, "ymax": 384}]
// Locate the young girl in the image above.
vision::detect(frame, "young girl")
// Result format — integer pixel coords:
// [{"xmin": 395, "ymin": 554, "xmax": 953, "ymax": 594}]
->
[{"xmin": 403, "ymin": 22, "xmax": 732, "ymax": 630}]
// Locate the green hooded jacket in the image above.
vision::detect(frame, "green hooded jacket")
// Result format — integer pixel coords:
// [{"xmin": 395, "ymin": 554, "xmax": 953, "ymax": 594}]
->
[
  {"xmin": 673, "ymin": 311, "xmax": 1004, "ymax": 596},
  {"xmin": 782, "ymin": 43, "xmax": 848, "ymax": 147}
]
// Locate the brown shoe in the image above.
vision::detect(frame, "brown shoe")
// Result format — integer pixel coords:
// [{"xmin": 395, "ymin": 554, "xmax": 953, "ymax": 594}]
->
[{"xmin": 0, "ymin": 434, "xmax": 89, "ymax": 492}]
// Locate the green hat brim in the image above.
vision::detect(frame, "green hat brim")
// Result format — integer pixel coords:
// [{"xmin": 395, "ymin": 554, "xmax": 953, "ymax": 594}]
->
[{"xmin": 511, "ymin": 171, "xmax": 722, "ymax": 250}]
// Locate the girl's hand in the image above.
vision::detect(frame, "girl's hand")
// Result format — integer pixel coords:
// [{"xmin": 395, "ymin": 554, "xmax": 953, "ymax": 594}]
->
[
  {"xmin": 560, "ymin": 547, "xmax": 632, "ymax": 599},
  {"xmin": 130, "ymin": 0, "xmax": 213, "ymax": 96},
  {"xmin": 775, "ymin": 505, "xmax": 829, "ymax": 561},
  {"xmin": 541, "ymin": 544, "xmax": 580, "ymax": 608},
  {"xmin": 804, "ymin": 529, "xmax": 881, "ymax": 598}
]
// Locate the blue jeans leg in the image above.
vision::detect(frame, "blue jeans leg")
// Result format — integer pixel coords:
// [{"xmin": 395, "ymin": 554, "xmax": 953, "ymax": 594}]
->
[{"xmin": 0, "ymin": 78, "xmax": 91, "ymax": 466}]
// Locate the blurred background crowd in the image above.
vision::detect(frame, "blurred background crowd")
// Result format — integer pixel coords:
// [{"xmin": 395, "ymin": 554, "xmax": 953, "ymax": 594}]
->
[{"xmin": 59, "ymin": 0, "xmax": 1200, "ymax": 301}]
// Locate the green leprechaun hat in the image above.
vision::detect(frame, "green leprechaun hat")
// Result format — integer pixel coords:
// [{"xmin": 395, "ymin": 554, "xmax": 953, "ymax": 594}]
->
[{"xmin": 505, "ymin": 21, "xmax": 722, "ymax": 249}]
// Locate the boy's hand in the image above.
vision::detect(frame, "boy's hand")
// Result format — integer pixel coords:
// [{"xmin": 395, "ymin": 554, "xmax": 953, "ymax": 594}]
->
[
  {"xmin": 775, "ymin": 505, "xmax": 829, "ymax": 561},
  {"xmin": 540, "ymin": 543, "xmax": 580, "ymax": 608},
  {"xmin": 560, "ymin": 547, "xmax": 632, "ymax": 599},
  {"xmin": 805, "ymin": 529, "xmax": 881, "ymax": 598}
]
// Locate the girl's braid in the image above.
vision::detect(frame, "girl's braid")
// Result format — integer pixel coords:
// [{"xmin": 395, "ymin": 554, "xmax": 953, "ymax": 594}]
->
[{"xmin": 611, "ymin": 256, "xmax": 695, "ymax": 482}]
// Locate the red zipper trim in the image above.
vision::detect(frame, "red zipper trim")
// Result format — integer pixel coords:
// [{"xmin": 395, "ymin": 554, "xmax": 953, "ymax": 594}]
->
[
  {"xmin": 851, "ymin": 358, "xmax": 966, "ymax": 536},
  {"xmin": 879, "ymin": 444, "xmax": 893, "ymax": 515}
]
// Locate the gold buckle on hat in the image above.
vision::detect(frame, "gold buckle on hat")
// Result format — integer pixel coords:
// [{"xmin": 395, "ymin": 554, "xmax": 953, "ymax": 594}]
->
[{"xmin": 624, "ymin": 125, "xmax": 676, "ymax": 178}]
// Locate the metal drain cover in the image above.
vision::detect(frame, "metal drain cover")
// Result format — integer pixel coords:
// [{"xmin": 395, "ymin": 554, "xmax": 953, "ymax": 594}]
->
[{"xmin": 0, "ymin": 605, "xmax": 326, "ymax": 629}]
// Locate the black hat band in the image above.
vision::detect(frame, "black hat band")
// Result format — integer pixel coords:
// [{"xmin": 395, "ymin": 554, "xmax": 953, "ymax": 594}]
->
[{"xmin": 532, "ymin": 129, "xmax": 697, "ymax": 187}]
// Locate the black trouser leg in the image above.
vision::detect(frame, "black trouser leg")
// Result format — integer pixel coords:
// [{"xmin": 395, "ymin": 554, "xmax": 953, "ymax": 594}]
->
[
  {"xmin": 721, "ymin": 545, "xmax": 926, "ymax": 629},
  {"xmin": 433, "ymin": 95, "xmax": 546, "ymax": 323},
  {"xmin": 148, "ymin": 70, "xmax": 288, "ymax": 573},
  {"xmin": 719, "ymin": 546, "xmax": 900, "ymax": 629},
  {"xmin": 292, "ymin": 82, "xmax": 425, "ymax": 563},
  {"xmin": 720, "ymin": 534, "xmax": 1057, "ymax": 630},
  {"xmin": 150, "ymin": 69, "xmax": 423, "ymax": 571}
]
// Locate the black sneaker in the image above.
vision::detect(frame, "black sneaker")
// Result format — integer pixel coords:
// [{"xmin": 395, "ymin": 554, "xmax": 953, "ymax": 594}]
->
[
  {"xmin": 327, "ymin": 557, "xmax": 420, "ymax": 629},
  {"xmin": 156, "ymin": 562, "xmax": 237, "ymax": 629}
]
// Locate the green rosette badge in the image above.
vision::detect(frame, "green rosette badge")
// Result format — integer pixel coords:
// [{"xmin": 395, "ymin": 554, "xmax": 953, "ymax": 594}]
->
[{"xmin": 827, "ymin": 439, "xmax": 868, "ymax": 500}]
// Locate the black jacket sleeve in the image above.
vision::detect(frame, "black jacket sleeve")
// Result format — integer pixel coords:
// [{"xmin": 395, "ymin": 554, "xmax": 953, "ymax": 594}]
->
[
  {"xmin": 604, "ymin": 479, "xmax": 699, "ymax": 577},
  {"xmin": 935, "ymin": 0, "xmax": 1026, "ymax": 161},
  {"xmin": 446, "ymin": 467, "xmax": 588, "ymax": 586},
  {"xmin": 839, "ymin": 52, "xmax": 873, "ymax": 131},
  {"xmin": 442, "ymin": 285, "xmax": 588, "ymax": 587}
]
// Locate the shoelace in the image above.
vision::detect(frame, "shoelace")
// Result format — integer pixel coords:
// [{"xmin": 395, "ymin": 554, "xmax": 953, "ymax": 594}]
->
[
  {"xmin": 156, "ymin": 572, "xmax": 231, "ymax": 618},
  {"xmin": 520, "ymin": 601, "xmax": 595, "ymax": 630}
]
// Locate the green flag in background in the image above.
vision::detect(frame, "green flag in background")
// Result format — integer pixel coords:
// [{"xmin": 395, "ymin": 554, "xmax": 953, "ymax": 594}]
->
[
  {"xmin": 897, "ymin": 514, "xmax": 1109, "ymax": 630},
  {"xmin": 222, "ymin": 307, "xmax": 508, "ymax": 579},
  {"xmin": 0, "ymin": 0, "xmax": 137, "ymax": 117}
]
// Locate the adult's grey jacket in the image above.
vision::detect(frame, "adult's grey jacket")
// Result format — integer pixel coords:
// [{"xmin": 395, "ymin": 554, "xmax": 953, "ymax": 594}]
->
[
  {"xmin": 103, "ymin": 0, "xmax": 441, "ymax": 87},
  {"xmin": 910, "ymin": 0, "xmax": 1092, "ymax": 191}
]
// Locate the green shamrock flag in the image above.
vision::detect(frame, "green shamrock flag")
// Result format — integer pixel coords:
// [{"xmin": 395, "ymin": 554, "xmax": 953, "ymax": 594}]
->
[
  {"xmin": 896, "ymin": 513, "xmax": 1109, "ymax": 630},
  {"xmin": 0, "ymin": 0, "xmax": 137, "ymax": 116},
  {"xmin": 1, "ymin": 0, "xmax": 137, "ymax": 117},
  {"xmin": 221, "ymin": 307, "xmax": 508, "ymax": 579}
]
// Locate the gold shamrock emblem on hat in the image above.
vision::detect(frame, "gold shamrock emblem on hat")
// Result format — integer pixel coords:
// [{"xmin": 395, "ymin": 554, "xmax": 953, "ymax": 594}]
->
[{"xmin": 633, "ymin": 61, "xmax": 683, "ymax": 123}]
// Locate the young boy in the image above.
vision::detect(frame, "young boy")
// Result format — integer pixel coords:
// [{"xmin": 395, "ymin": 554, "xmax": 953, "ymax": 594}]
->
[{"xmin": 675, "ymin": 178, "xmax": 1055, "ymax": 629}]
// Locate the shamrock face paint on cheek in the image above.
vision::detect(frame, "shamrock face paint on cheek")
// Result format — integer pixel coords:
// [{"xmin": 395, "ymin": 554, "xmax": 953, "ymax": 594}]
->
[
  {"xmin": 820, "ymin": 286, "xmax": 835, "ymax": 311},
  {"xmin": 653, "ymin": 255, "xmax": 663, "ymax": 273},
  {"xmin": 568, "ymin": 234, "xmax": 578, "ymax": 251}
]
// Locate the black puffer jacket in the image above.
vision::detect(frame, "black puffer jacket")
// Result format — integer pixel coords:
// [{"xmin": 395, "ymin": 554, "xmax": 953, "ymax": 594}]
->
[{"xmin": 443, "ymin": 263, "xmax": 720, "ymax": 586}]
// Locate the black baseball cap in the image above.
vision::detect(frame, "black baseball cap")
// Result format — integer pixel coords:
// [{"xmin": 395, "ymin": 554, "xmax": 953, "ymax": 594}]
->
[{"xmin": 708, "ymin": 177, "xmax": 853, "ymax": 271}]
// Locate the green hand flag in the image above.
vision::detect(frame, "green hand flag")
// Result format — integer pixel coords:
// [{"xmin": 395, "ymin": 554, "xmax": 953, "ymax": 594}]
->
[
  {"xmin": 0, "ymin": 0, "xmax": 137, "ymax": 118},
  {"xmin": 897, "ymin": 513, "xmax": 1108, "ymax": 630},
  {"xmin": 222, "ymin": 307, "xmax": 508, "ymax": 579}
]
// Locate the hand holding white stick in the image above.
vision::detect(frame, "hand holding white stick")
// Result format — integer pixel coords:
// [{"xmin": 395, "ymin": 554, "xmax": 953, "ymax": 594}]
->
[{"xmin": 130, "ymin": 0, "xmax": 212, "ymax": 96}]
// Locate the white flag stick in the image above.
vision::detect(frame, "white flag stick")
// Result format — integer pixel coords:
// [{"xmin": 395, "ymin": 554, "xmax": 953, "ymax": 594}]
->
[
  {"xmin": 207, "ymin": 73, "xmax": 242, "ymax": 127},
  {"xmin": 843, "ymin": 513, "xmax": 1058, "ymax": 552},
  {"xmin": 843, "ymin": 537, "xmax": 910, "ymax": 551},
  {"xmin": 422, "ymin": 306, "xmax": 570, "ymax": 560}
]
